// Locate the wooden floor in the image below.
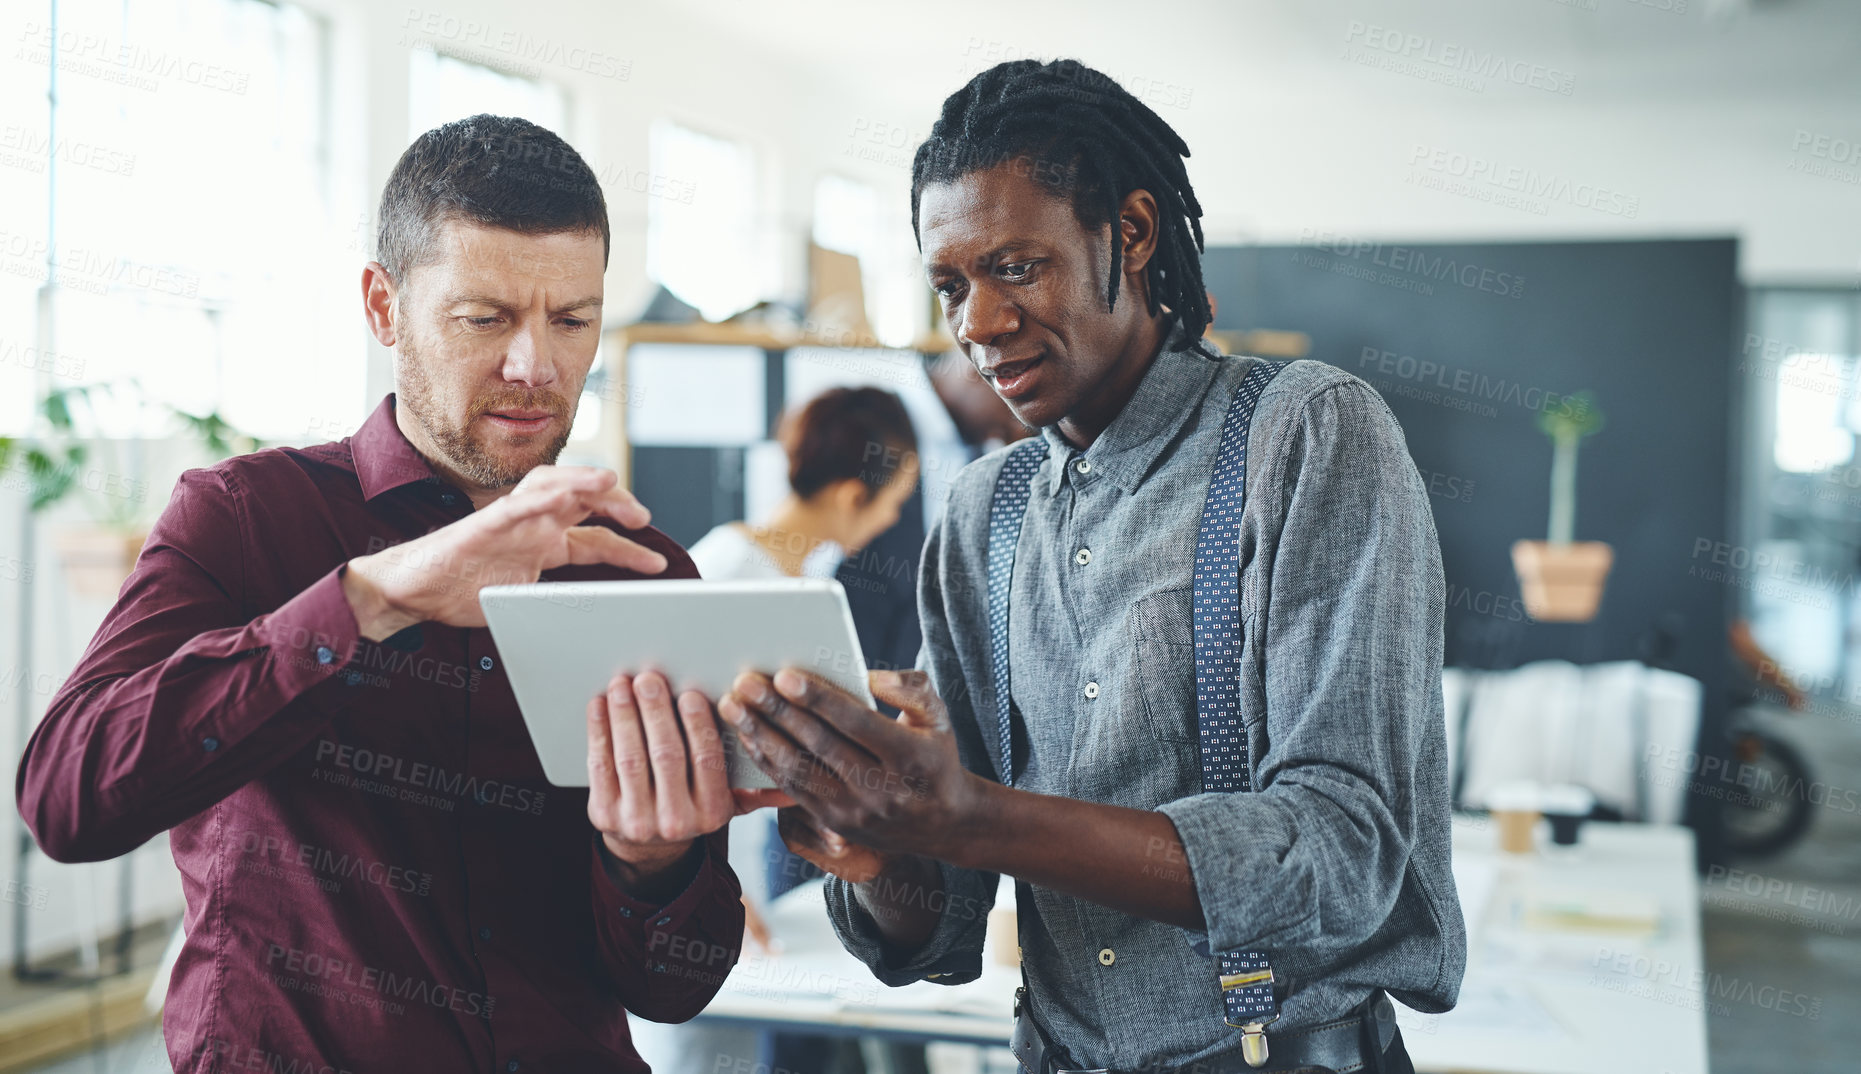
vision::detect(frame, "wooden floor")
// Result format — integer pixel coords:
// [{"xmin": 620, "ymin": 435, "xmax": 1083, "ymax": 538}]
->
[{"xmin": 0, "ymin": 921, "xmax": 173, "ymax": 1074}]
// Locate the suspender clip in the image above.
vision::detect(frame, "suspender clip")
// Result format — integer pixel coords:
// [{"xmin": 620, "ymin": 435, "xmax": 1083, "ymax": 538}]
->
[{"xmin": 1240, "ymin": 1022, "xmax": 1270, "ymax": 1068}]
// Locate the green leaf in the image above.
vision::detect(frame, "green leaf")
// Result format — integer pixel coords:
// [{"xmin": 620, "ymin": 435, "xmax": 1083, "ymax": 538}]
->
[
  {"xmin": 1537, "ymin": 389, "xmax": 1605, "ymax": 443},
  {"xmin": 25, "ymin": 444, "xmax": 83, "ymax": 512},
  {"xmin": 40, "ymin": 387, "xmax": 75, "ymax": 432}
]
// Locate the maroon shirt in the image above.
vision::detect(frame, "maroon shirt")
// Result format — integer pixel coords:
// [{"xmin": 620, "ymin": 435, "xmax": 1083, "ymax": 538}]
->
[{"xmin": 16, "ymin": 394, "xmax": 744, "ymax": 1074}]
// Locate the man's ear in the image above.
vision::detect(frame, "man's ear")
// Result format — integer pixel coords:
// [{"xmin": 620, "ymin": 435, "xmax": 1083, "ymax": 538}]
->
[
  {"xmin": 361, "ymin": 261, "xmax": 399, "ymax": 347},
  {"xmin": 1117, "ymin": 188, "xmax": 1162, "ymax": 283}
]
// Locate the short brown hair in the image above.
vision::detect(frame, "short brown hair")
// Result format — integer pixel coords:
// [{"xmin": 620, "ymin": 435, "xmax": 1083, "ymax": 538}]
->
[
  {"xmin": 375, "ymin": 114, "xmax": 609, "ymax": 287},
  {"xmin": 778, "ymin": 387, "xmax": 918, "ymax": 500}
]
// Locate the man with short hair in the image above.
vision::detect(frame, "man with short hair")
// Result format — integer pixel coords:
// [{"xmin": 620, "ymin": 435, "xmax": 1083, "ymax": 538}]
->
[
  {"xmin": 17, "ymin": 115, "xmax": 777, "ymax": 1073},
  {"xmin": 722, "ymin": 61, "xmax": 1464, "ymax": 1073}
]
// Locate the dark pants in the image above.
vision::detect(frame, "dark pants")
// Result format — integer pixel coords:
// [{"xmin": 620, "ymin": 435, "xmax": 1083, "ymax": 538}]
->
[{"xmin": 1371, "ymin": 1026, "xmax": 1416, "ymax": 1074}]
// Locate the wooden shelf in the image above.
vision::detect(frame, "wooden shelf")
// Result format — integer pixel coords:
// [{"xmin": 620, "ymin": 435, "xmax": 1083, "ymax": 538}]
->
[
  {"xmin": 597, "ymin": 323, "xmax": 956, "ymax": 486},
  {"xmin": 596, "ymin": 322, "xmax": 1307, "ymax": 487}
]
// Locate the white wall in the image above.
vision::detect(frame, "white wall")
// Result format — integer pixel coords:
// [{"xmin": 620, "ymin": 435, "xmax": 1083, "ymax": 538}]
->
[{"xmin": 648, "ymin": 0, "xmax": 1861, "ymax": 284}]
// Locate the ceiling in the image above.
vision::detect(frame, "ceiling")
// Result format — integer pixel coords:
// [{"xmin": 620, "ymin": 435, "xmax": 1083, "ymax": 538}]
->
[{"xmin": 643, "ymin": 0, "xmax": 1861, "ymax": 115}]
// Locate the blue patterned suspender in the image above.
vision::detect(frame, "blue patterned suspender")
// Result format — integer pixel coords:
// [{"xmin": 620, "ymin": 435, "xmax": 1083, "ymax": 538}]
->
[{"xmin": 985, "ymin": 359, "xmax": 1288, "ymax": 1054}]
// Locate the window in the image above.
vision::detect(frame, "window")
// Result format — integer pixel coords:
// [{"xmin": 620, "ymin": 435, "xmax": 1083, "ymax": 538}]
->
[
  {"xmin": 1, "ymin": 0, "xmax": 344, "ymax": 442},
  {"xmin": 646, "ymin": 121, "xmax": 761, "ymax": 322},
  {"xmin": 812, "ymin": 173, "xmax": 924, "ymax": 349},
  {"xmin": 408, "ymin": 49, "xmax": 567, "ymax": 144},
  {"xmin": 1740, "ymin": 288, "xmax": 1861, "ymax": 690}
]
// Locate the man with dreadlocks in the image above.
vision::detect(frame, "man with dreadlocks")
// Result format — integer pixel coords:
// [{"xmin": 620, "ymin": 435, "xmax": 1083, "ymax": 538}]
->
[{"xmin": 719, "ymin": 59, "xmax": 1462, "ymax": 1073}]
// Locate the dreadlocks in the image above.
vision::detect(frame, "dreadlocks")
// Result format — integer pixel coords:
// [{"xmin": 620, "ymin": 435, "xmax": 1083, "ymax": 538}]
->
[{"xmin": 911, "ymin": 59, "xmax": 1212, "ymax": 341}]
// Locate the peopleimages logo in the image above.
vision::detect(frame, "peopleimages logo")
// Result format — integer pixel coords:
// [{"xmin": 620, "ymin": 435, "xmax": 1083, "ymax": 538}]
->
[
  {"xmin": 1295, "ymin": 229, "xmax": 1526, "ymax": 298},
  {"xmin": 266, "ymin": 942, "xmax": 495, "ymax": 1018},
  {"xmin": 1358, "ymin": 347, "xmax": 1584, "ymax": 418},
  {"xmin": 313, "ymin": 739, "xmax": 545, "ymax": 816},
  {"xmin": 236, "ymin": 830, "xmax": 435, "ymax": 897},
  {"xmin": 1342, "ymin": 20, "xmax": 1577, "ymax": 96}
]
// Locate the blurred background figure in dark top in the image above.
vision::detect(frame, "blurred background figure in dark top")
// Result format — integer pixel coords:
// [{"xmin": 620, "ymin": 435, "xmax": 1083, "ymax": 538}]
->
[
  {"xmin": 833, "ymin": 350, "xmax": 1030, "ymax": 698},
  {"xmin": 690, "ymin": 387, "xmax": 921, "ymax": 586}
]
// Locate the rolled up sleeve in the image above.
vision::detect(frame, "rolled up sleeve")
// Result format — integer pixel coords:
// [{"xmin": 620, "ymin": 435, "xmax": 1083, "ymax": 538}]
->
[{"xmin": 1158, "ymin": 380, "xmax": 1445, "ymax": 978}]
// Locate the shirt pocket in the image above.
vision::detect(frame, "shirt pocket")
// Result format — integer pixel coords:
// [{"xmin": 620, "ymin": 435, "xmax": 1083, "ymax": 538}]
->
[{"xmin": 1131, "ymin": 587, "xmax": 1199, "ymax": 744}]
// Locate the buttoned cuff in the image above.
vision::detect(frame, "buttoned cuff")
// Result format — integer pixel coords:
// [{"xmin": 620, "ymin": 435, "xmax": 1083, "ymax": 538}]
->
[
  {"xmin": 823, "ymin": 859, "xmax": 995, "ymax": 988},
  {"xmin": 1158, "ymin": 793, "xmax": 1319, "ymax": 956},
  {"xmin": 254, "ymin": 565, "xmax": 366, "ymax": 694},
  {"xmin": 590, "ymin": 833, "xmax": 740, "ymax": 976}
]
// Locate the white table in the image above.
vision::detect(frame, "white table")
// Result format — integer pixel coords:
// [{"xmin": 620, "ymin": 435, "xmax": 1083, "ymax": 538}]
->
[
  {"xmin": 1399, "ymin": 816, "xmax": 1709, "ymax": 1074},
  {"xmin": 695, "ymin": 815, "xmax": 1709, "ymax": 1073}
]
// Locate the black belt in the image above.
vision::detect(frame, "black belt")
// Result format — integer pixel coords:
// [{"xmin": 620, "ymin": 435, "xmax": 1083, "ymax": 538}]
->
[{"xmin": 1011, "ymin": 989, "xmax": 1400, "ymax": 1074}]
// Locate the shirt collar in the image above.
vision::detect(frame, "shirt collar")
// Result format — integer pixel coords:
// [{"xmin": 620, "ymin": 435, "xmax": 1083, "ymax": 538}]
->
[
  {"xmin": 353, "ymin": 393, "xmax": 451, "ymax": 502},
  {"xmin": 1039, "ymin": 330, "xmax": 1223, "ymax": 495}
]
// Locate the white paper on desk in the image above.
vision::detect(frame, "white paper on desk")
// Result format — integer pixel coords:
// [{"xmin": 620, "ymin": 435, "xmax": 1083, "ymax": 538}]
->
[
  {"xmin": 1403, "ymin": 976, "xmax": 1568, "ymax": 1039},
  {"xmin": 1481, "ymin": 929, "xmax": 1640, "ymax": 982}
]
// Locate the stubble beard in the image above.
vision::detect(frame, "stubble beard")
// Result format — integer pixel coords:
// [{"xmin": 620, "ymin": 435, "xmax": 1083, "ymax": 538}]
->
[{"xmin": 396, "ymin": 330, "xmax": 576, "ymax": 490}]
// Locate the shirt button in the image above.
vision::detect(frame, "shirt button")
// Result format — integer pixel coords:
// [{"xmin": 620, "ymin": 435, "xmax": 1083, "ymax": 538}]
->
[
  {"xmin": 654, "ymin": 915, "xmax": 671, "ymax": 927},
  {"xmin": 506, "ymin": 1062, "xmax": 519, "ymax": 1072},
  {"xmin": 1075, "ymin": 459, "xmax": 1091, "ymax": 475},
  {"xmin": 1098, "ymin": 948, "xmax": 1115, "ymax": 966},
  {"xmin": 478, "ymin": 926, "xmax": 491, "ymax": 941},
  {"xmin": 341, "ymin": 670, "xmax": 362, "ymax": 687},
  {"xmin": 1074, "ymin": 548, "xmax": 1091, "ymax": 566},
  {"xmin": 202, "ymin": 737, "xmax": 220, "ymax": 752},
  {"xmin": 1083, "ymin": 681, "xmax": 1100, "ymax": 700},
  {"xmin": 441, "ymin": 492, "xmax": 459, "ymax": 506},
  {"xmin": 479, "ymin": 656, "xmax": 494, "ymax": 672},
  {"xmin": 315, "ymin": 646, "xmax": 334, "ymax": 665}
]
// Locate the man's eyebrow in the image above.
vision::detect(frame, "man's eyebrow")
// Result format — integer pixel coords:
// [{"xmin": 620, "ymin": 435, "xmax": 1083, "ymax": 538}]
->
[
  {"xmin": 925, "ymin": 243, "xmax": 1038, "ymax": 277},
  {"xmin": 441, "ymin": 293, "xmax": 603, "ymax": 315},
  {"xmin": 551, "ymin": 295, "xmax": 603, "ymax": 315}
]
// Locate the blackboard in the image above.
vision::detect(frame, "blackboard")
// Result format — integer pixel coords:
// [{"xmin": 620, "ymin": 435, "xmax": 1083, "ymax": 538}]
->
[{"xmin": 1205, "ymin": 237, "xmax": 1740, "ymax": 853}]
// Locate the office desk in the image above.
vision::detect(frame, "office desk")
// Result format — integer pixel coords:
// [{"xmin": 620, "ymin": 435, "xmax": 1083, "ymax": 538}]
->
[
  {"xmin": 694, "ymin": 816, "xmax": 1709, "ymax": 1073},
  {"xmin": 1399, "ymin": 816, "xmax": 1709, "ymax": 1074}
]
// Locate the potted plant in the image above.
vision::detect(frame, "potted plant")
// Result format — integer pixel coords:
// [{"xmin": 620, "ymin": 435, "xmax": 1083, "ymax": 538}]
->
[
  {"xmin": 1511, "ymin": 390, "xmax": 1612, "ymax": 622},
  {"xmin": 0, "ymin": 381, "xmax": 255, "ymax": 597}
]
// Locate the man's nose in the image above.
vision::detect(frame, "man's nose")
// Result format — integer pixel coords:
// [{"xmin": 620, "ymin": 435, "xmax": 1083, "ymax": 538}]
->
[
  {"xmin": 957, "ymin": 287, "xmax": 1020, "ymax": 348},
  {"xmin": 500, "ymin": 317, "xmax": 557, "ymax": 386}
]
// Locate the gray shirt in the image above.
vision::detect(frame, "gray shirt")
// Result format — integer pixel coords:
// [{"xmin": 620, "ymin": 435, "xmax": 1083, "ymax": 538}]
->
[{"xmin": 823, "ymin": 337, "xmax": 1465, "ymax": 1072}]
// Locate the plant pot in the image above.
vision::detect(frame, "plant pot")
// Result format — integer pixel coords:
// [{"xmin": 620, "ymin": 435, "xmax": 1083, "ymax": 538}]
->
[
  {"xmin": 1511, "ymin": 539, "xmax": 1613, "ymax": 623},
  {"xmin": 53, "ymin": 527, "xmax": 148, "ymax": 599}
]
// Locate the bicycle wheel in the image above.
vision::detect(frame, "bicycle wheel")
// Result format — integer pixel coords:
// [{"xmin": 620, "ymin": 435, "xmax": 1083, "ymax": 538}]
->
[{"xmin": 1719, "ymin": 730, "xmax": 1815, "ymax": 857}]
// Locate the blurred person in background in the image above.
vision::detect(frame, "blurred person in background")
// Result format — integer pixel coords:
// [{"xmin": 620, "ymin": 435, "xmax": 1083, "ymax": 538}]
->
[
  {"xmin": 690, "ymin": 386, "xmax": 920, "ymax": 586},
  {"xmin": 835, "ymin": 350, "xmax": 1030, "ymax": 689},
  {"xmin": 634, "ymin": 386, "xmax": 918, "ymax": 1074}
]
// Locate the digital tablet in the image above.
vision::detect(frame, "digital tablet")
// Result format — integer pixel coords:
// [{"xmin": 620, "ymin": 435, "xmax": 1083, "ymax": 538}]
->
[{"xmin": 479, "ymin": 577, "xmax": 873, "ymax": 789}]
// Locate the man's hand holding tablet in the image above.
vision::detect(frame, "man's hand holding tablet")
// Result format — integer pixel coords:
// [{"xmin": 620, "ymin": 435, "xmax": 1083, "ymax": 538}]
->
[
  {"xmin": 719, "ymin": 667, "xmax": 982, "ymax": 950},
  {"xmin": 585, "ymin": 669, "xmax": 792, "ymax": 901},
  {"xmin": 479, "ymin": 576, "xmax": 880, "ymax": 898}
]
